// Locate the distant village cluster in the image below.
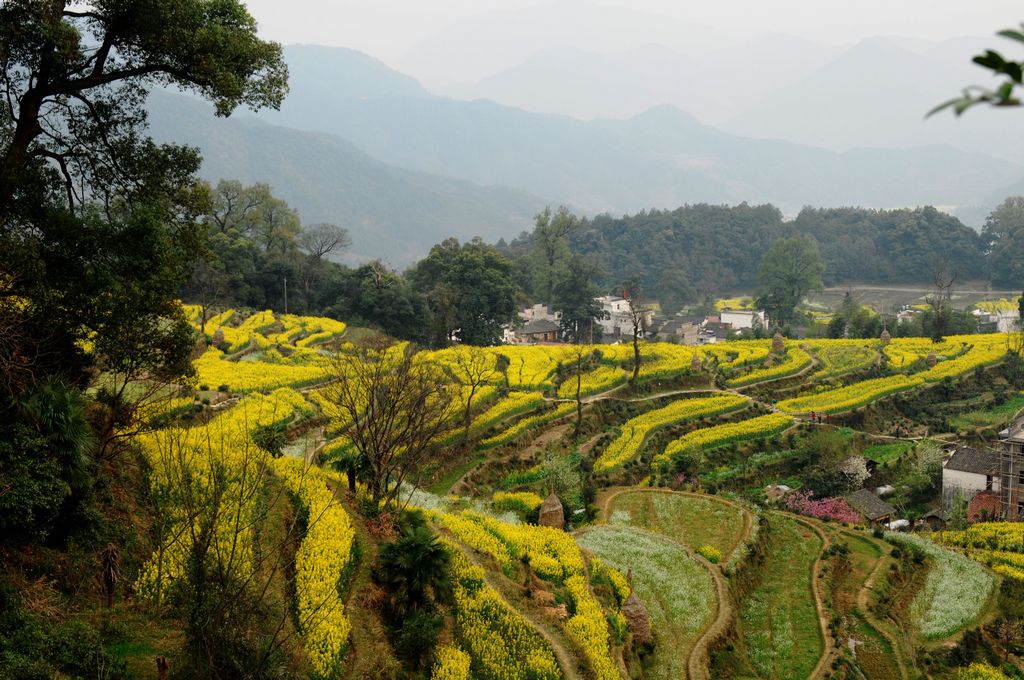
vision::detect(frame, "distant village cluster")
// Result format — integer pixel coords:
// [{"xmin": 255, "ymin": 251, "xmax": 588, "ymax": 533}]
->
[
  {"xmin": 511, "ymin": 297, "xmax": 767, "ymax": 345},
  {"xmin": 509, "ymin": 295, "xmax": 1023, "ymax": 347}
]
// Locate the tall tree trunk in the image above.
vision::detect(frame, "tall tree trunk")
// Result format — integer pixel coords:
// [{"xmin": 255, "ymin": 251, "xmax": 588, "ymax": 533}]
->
[
  {"xmin": 574, "ymin": 355, "xmax": 583, "ymax": 439},
  {"xmin": 631, "ymin": 323, "xmax": 641, "ymax": 385}
]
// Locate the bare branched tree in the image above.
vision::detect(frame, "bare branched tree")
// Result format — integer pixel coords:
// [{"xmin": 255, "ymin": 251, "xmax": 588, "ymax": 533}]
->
[
  {"xmin": 567, "ymin": 345, "xmax": 597, "ymax": 439},
  {"xmin": 90, "ymin": 311, "xmax": 197, "ymax": 460},
  {"xmin": 449, "ymin": 347, "xmax": 501, "ymax": 444},
  {"xmin": 930, "ymin": 260, "xmax": 958, "ymax": 343},
  {"xmin": 326, "ymin": 341, "xmax": 457, "ymax": 508},
  {"xmin": 299, "ymin": 223, "xmax": 352, "ymax": 261},
  {"xmin": 624, "ymin": 285, "xmax": 648, "ymax": 385},
  {"xmin": 146, "ymin": 418, "xmax": 347, "ymax": 676}
]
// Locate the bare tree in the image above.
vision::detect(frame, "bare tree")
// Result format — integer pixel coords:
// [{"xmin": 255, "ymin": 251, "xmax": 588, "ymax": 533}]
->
[
  {"xmin": 930, "ymin": 261, "xmax": 957, "ymax": 343},
  {"xmin": 182, "ymin": 259, "xmax": 230, "ymax": 336},
  {"xmin": 90, "ymin": 311, "xmax": 197, "ymax": 460},
  {"xmin": 325, "ymin": 341, "xmax": 457, "ymax": 508},
  {"xmin": 624, "ymin": 285, "xmax": 648, "ymax": 385},
  {"xmin": 299, "ymin": 223, "xmax": 352, "ymax": 260},
  {"xmin": 145, "ymin": 421, "xmax": 303, "ymax": 676},
  {"xmin": 567, "ymin": 345, "xmax": 597, "ymax": 439},
  {"xmin": 449, "ymin": 347, "xmax": 501, "ymax": 444}
]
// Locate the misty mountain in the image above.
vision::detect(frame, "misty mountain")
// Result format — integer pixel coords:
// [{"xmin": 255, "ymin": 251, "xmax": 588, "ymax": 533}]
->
[
  {"xmin": 722, "ymin": 36, "xmax": 1024, "ymax": 164},
  {"xmin": 394, "ymin": 0, "xmax": 733, "ymax": 90},
  {"xmin": 449, "ymin": 35, "xmax": 842, "ymax": 123},
  {"xmin": 145, "ymin": 90, "xmax": 546, "ymax": 265},
  {"xmin": 254, "ymin": 45, "xmax": 1024, "ymax": 216}
]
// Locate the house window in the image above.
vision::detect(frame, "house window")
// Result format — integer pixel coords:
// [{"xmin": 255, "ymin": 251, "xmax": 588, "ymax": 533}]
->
[
  {"xmin": 1019, "ymin": 469, "xmax": 1024, "ymax": 486},
  {"xmin": 986, "ymin": 475, "xmax": 994, "ymax": 491}
]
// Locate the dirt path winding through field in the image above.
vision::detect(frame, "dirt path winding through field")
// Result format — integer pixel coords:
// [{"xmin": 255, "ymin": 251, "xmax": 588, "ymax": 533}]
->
[
  {"xmin": 595, "ymin": 487, "xmax": 757, "ymax": 679},
  {"xmin": 779, "ymin": 512, "xmax": 835, "ymax": 680},
  {"xmin": 850, "ymin": 532, "xmax": 910, "ymax": 680}
]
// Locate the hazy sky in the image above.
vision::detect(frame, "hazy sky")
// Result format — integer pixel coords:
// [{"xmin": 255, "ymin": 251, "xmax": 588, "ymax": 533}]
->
[{"xmin": 242, "ymin": 0, "xmax": 1022, "ymax": 64}]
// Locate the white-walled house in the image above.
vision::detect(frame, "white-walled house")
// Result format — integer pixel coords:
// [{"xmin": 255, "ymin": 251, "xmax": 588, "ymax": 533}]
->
[
  {"xmin": 996, "ymin": 309, "xmax": 1020, "ymax": 334},
  {"xmin": 519, "ymin": 303, "xmax": 560, "ymax": 324},
  {"xmin": 942, "ymin": 446, "xmax": 1000, "ymax": 510},
  {"xmin": 719, "ymin": 308, "xmax": 766, "ymax": 331},
  {"xmin": 595, "ymin": 295, "xmax": 653, "ymax": 338}
]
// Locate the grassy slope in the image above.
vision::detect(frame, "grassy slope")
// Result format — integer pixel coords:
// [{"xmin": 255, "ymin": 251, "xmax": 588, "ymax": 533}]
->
[
  {"xmin": 607, "ymin": 490, "xmax": 747, "ymax": 561},
  {"xmin": 735, "ymin": 514, "xmax": 824, "ymax": 680},
  {"xmin": 575, "ymin": 525, "xmax": 716, "ymax": 680}
]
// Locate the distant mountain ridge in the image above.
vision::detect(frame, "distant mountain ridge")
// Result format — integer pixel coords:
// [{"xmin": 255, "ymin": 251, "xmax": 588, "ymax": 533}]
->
[
  {"xmin": 146, "ymin": 90, "xmax": 547, "ymax": 265},
  {"xmin": 251, "ymin": 45, "xmax": 1024, "ymax": 218}
]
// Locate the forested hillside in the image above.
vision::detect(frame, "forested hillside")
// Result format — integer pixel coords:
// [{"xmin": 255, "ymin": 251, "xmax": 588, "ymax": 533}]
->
[
  {"xmin": 497, "ymin": 204, "xmax": 990, "ymax": 312},
  {"xmin": 146, "ymin": 90, "xmax": 546, "ymax": 263}
]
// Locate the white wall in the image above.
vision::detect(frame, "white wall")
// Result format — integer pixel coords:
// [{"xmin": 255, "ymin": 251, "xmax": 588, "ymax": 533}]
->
[
  {"xmin": 720, "ymin": 309, "xmax": 765, "ymax": 330},
  {"xmin": 943, "ymin": 468, "xmax": 998, "ymax": 494}
]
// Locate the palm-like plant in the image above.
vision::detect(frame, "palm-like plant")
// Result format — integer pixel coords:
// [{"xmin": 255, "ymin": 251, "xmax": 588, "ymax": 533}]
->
[{"xmin": 376, "ymin": 516, "xmax": 451, "ymax": 619}]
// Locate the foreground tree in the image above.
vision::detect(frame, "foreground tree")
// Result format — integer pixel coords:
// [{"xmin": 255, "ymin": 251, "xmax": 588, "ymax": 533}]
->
[
  {"xmin": 757, "ymin": 234, "xmax": 825, "ymax": 327},
  {"xmin": 0, "ymin": 2, "xmax": 285, "ymax": 382},
  {"xmin": 0, "ymin": 0, "xmax": 287, "ymax": 542},
  {"xmin": 324, "ymin": 342, "xmax": 457, "ymax": 508},
  {"xmin": 931, "ymin": 24, "xmax": 1024, "ymax": 115}
]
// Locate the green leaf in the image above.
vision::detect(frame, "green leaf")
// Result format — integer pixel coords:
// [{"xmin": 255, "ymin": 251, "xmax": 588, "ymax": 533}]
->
[
  {"xmin": 997, "ymin": 81, "xmax": 1016, "ymax": 101},
  {"xmin": 998, "ymin": 29, "xmax": 1024, "ymax": 44},
  {"xmin": 974, "ymin": 50, "xmax": 1007, "ymax": 71},
  {"xmin": 926, "ymin": 97, "xmax": 967, "ymax": 117},
  {"xmin": 953, "ymin": 98, "xmax": 976, "ymax": 115}
]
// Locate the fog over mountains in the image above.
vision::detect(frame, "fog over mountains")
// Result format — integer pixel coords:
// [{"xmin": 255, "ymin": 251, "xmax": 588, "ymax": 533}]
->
[{"xmin": 146, "ymin": 32, "xmax": 1024, "ymax": 264}]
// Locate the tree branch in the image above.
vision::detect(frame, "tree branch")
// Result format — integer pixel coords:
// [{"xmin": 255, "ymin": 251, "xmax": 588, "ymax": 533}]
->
[{"xmin": 33, "ymin": 148, "xmax": 76, "ymax": 208}]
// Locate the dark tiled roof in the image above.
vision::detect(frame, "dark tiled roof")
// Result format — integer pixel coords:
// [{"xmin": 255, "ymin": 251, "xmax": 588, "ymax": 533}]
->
[
  {"xmin": 945, "ymin": 446, "xmax": 999, "ymax": 475},
  {"xmin": 520, "ymin": 319, "xmax": 560, "ymax": 335},
  {"xmin": 846, "ymin": 488, "xmax": 896, "ymax": 520}
]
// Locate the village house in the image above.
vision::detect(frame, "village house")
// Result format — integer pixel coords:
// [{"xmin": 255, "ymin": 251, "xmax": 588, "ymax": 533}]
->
[
  {"xmin": 515, "ymin": 319, "xmax": 562, "ymax": 344},
  {"xmin": 519, "ymin": 303, "xmax": 560, "ymax": 325},
  {"xmin": 942, "ymin": 446, "xmax": 1001, "ymax": 514},
  {"xmin": 595, "ymin": 295, "xmax": 654, "ymax": 339},
  {"xmin": 845, "ymin": 488, "xmax": 896, "ymax": 527},
  {"xmin": 996, "ymin": 308, "xmax": 1021, "ymax": 334},
  {"xmin": 698, "ymin": 318, "xmax": 731, "ymax": 344},
  {"xmin": 719, "ymin": 308, "xmax": 766, "ymax": 331},
  {"xmin": 650, "ymin": 318, "xmax": 700, "ymax": 344}
]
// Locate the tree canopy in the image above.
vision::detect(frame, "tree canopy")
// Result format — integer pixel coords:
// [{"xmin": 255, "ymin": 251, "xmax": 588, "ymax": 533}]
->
[
  {"xmin": 409, "ymin": 238, "xmax": 518, "ymax": 346},
  {"xmin": 0, "ymin": 0, "xmax": 286, "ymax": 541},
  {"xmin": 757, "ymin": 234, "xmax": 825, "ymax": 327},
  {"xmin": 982, "ymin": 196, "xmax": 1024, "ymax": 288}
]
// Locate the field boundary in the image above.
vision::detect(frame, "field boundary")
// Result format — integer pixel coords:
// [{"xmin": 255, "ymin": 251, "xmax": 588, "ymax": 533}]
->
[{"xmin": 778, "ymin": 512, "xmax": 835, "ymax": 680}]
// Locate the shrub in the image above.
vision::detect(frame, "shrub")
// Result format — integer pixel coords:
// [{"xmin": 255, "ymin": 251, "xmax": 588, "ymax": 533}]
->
[
  {"xmin": 784, "ymin": 492, "xmax": 860, "ymax": 524},
  {"xmin": 698, "ymin": 545, "xmax": 722, "ymax": 564}
]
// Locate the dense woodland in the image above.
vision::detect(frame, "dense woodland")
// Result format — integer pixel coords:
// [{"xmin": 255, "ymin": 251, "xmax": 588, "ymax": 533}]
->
[
  {"xmin": 187, "ymin": 191, "xmax": 1024, "ymax": 343},
  {"xmin": 502, "ymin": 203, "xmax": 1009, "ymax": 313}
]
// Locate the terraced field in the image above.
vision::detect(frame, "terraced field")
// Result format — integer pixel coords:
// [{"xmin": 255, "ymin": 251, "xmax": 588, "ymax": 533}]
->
[
  {"xmin": 728, "ymin": 514, "xmax": 825, "ymax": 680},
  {"xmin": 825, "ymin": 530, "xmax": 903, "ymax": 679},
  {"xmin": 605, "ymin": 490, "xmax": 749, "ymax": 563},
  {"xmin": 575, "ymin": 525, "xmax": 717, "ymax": 680}
]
